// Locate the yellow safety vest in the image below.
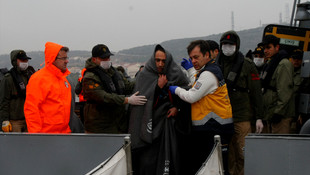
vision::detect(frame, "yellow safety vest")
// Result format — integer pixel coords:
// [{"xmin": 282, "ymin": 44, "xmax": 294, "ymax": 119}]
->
[{"xmin": 191, "ymin": 81, "xmax": 233, "ymax": 126}]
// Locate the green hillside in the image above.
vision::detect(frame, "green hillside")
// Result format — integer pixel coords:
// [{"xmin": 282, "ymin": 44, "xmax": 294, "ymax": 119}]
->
[
  {"xmin": 0, "ymin": 26, "xmax": 267, "ymax": 84},
  {"xmin": 117, "ymin": 26, "xmax": 265, "ymax": 63}
]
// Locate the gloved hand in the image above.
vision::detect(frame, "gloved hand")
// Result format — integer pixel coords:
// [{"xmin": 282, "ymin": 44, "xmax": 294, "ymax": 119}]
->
[
  {"xmin": 181, "ymin": 58, "xmax": 193, "ymax": 70},
  {"xmin": 255, "ymin": 119, "xmax": 264, "ymax": 133},
  {"xmin": 169, "ymin": 86, "xmax": 178, "ymax": 95},
  {"xmin": 128, "ymin": 91, "xmax": 147, "ymax": 105},
  {"xmin": 271, "ymin": 113, "xmax": 282, "ymax": 124},
  {"xmin": 2, "ymin": 121, "xmax": 12, "ymax": 132}
]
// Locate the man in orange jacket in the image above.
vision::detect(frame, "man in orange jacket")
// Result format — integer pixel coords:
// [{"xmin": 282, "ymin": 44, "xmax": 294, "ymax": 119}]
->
[{"xmin": 24, "ymin": 42, "xmax": 72, "ymax": 133}]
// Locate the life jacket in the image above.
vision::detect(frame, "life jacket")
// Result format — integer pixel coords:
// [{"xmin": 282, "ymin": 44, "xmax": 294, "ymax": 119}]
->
[
  {"xmin": 85, "ymin": 67, "xmax": 125, "ymax": 95},
  {"xmin": 77, "ymin": 68, "xmax": 86, "ymax": 102},
  {"xmin": 191, "ymin": 61, "xmax": 233, "ymax": 127}
]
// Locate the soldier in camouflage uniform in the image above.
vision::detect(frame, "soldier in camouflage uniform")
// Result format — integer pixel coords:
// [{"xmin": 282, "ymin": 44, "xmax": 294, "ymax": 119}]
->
[{"xmin": 82, "ymin": 44, "xmax": 147, "ymax": 133}]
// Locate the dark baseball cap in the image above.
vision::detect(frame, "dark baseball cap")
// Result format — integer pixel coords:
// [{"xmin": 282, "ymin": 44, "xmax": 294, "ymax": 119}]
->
[
  {"xmin": 221, "ymin": 34, "xmax": 238, "ymax": 44},
  {"xmin": 16, "ymin": 50, "xmax": 31, "ymax": 60},
  {"xmin": 92, "ymin": 44, "xmax": 114, "ymax": 59},
  {"xmin": 252, "ymin": 46, "xmax": 264, "ymax": 55},
  {"xmin": 291, "ymin": 49, "xmax": 303, "ymax": 60}
]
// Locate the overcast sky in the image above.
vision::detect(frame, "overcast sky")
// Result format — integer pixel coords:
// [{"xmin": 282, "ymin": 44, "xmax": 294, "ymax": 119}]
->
[{"xmin": 0, "ymin": 0, "xmax": 302, "ymax": 55}]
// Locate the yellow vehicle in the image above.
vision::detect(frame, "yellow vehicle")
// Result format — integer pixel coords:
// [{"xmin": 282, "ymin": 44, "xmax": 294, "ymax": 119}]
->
[{"xmin": 263, "ymin": 24, "xmax": 310, "ymax": 54}]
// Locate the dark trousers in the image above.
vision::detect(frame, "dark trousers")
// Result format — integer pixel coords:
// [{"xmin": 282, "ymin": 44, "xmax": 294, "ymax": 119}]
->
[{"xmin": 132, "ymin": 142, "xmax": 160, "ymax": 175}]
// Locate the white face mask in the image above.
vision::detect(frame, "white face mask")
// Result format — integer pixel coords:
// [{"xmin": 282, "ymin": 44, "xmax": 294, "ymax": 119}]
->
[
  {"xmin": 253, "ymin": 57, "xmax": 265, "ymax": 67},
  {"xmin": 19, "ymin": 62, "xmax": 29, "ymax": 71},
  {"xmin": 100, "ymin": 60, "xmax": 112, "ymax": 69},
  {"xmin": 222, "ymin": 44, "xmax": 236, "ymax": 56}
]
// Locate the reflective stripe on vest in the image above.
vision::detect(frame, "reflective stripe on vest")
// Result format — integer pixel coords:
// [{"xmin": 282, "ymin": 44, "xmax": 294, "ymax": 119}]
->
[{"xmin": 192, "ymin": 112, "xmax": 233, "ymax": 126}]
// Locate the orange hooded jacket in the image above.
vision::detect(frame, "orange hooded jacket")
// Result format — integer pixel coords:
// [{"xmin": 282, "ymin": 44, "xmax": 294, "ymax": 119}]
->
[{"xmin": 24, "ymin": 42, "xmax": 72, "ymax": 133}]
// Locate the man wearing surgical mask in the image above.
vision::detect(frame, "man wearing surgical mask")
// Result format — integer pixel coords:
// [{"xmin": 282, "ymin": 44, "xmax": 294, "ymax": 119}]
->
[
  {"xmin": 82, "ymin": 44, "xmax": 147, "ymax": 133},
  {"xmin": 216, "ymin": 31, "xmax": 264, "ymax": 175},
  {"xmin": 252, "ymin": 45, "xmax": 266, "ymax": 74},
  {"xmin": 0, "ymin": 50, "xmax": 35, "ymax": 132}
]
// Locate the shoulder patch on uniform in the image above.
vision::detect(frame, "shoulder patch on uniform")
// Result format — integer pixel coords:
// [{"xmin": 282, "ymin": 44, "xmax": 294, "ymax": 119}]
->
[
  {"xmin": 88, "ymin": 82, "xmax": 100, "ymax": 89},
  {"xmin": 251, "ymin": 73, "xmax": 260, "ymax": 80},
  {"xmin": 194, "ymin": 81, "xmax": 202, "ymax": 90}
]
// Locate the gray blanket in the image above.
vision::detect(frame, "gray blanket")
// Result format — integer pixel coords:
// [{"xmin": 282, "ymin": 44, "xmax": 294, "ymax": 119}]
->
[{"xmin": 129, "ymin": 45, "xmax": 189, "ymax": 149}]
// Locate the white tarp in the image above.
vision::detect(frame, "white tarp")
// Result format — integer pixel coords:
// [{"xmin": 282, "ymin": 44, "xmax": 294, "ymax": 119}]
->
[
  {"xmin": 196, "ymin": 142, "xmax": 224, "ymax": 175},
  {"xmin": 86, "ymin": 148, "xmax": 127, "ymax": 175}
]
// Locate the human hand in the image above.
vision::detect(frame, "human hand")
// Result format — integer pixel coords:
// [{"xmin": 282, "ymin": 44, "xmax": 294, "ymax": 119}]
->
[
  {"xmin": 158, "ymin": 74, "xmax": 168, "ymax": 89},
  {"xmin": 2, "ymin": 121, "xmax": 12, "ymax": 132},
  {"xmin": 169, "ymin": 86, "xmax": 178, "ymax": 94},
  {"xmin": 128, "ymin": 91, "xmax": 147, "ymax": 105},
  {"xmin": 181, "ymin": 58, "xmax": 193, "ymax": 70},
  {"xmin": 167, "ymin": 107, "xmax": 178, "ymax": 118},
  {"xmin": 255, "ymin": 119, "xmax": 264, "ymax": 133}
]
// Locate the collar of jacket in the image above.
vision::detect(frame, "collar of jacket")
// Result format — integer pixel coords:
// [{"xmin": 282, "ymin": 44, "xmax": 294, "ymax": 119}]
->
[
  {"xmin": 261, "ymin": 51, "xmax": 287, "ymax": 90},
  {"xmin": 46, "ymin": 64, "xmax": 70, "ymax": 79},
  {"xmin": 85, "ymin": 59, "xmax": 115, "ymax": 77},
  {"xmin": 216, "ymin": 52, "xmax": 244, "ymax": 88},
  {"xmin": 195, "ymin": 59, "xmax": 215, "ymax": 77}
]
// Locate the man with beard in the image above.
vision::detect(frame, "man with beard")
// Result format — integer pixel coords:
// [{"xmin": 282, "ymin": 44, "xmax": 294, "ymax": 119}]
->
[
  {"xmin": 216, "ymin": 31, "xmax": 264, "ymax": 175},
  {"xmin": 129, "ymin": 45, "xmax": 191, "ymax": 175}
]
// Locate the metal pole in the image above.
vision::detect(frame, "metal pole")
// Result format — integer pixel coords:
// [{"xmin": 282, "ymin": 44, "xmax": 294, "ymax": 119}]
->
[
  {"xmin": 291, "ymin": 0, "xmax": 298, "ymax": 26},
  {"xmin": 214, "ymin": 135, "xmax": 224, "ymax": 175},
  {"xmin": 124, "ymin": 136, "xmax": 133, "ymax": 175},
  {"xmin": 295, "ymin": 0, "xmax": 302, "ymax": 26}
]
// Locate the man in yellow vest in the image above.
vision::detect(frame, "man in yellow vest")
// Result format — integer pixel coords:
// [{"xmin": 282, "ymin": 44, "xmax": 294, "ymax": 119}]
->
[{"xmin": 170, "ymin": 40, "xmax": 234, "ymax": 175}]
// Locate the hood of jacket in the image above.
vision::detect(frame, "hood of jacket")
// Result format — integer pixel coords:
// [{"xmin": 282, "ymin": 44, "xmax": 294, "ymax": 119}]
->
[
  {"xmin": 85, "ymin": 57, "xmax": 98, "ymax": 70},
  {"xmin": 10, "ymin": 50, "xmax": 25, "ymax": 68},
  {"xmin": 219, "ymin": 30, "xmax": 241, "ymax": 60},
  {"xmin": 44, "ymin": 42, "xmax": 63, "ymax": 66}
]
